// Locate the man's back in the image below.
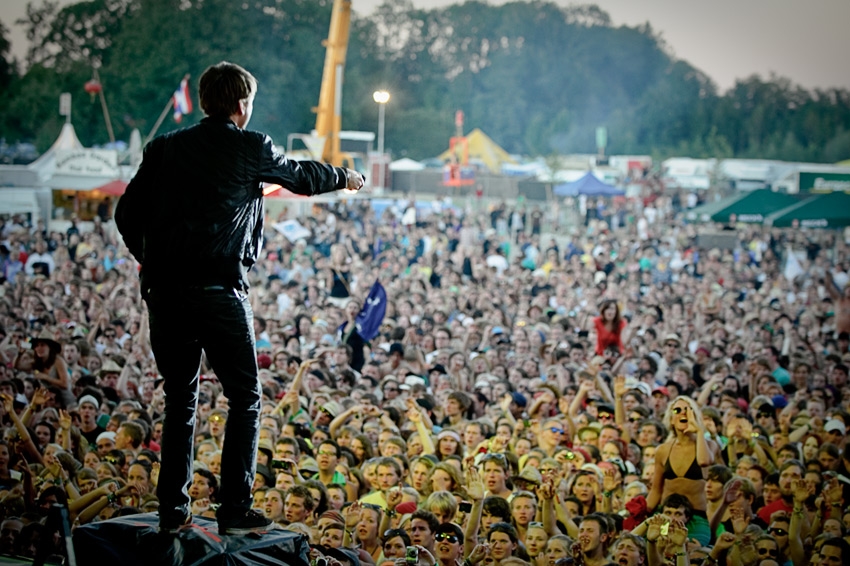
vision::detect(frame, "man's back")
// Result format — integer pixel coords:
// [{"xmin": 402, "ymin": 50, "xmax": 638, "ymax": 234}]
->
[{"xmin": 117, "ymin": 115, "xmax": 343, "ymax": 290}]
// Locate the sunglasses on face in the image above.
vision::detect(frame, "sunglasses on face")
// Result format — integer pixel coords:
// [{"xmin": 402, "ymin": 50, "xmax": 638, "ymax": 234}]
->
[
  {"xmin": 435, "ymin": 533, "xmax": 459, "ymax": 543},
  {"xmin": 672, "ymin": 407, "xmax": 687, "ymax": 415},
  {"xmin": 756, "ymin": 547, "xmax": 777, "ymax": 557},
  {"xmin": 769, "ymin": 527, "xmax": 787, "ymax": 536},
  {"xmin": 528, "ymin": 521, "xmax": 544, "ymax": 529},
  {"xmin": 629, "ymin": 416, "xmax": 642, "ymax": 423},
  {"xmin": 598, "ymin": 412, "xmax": 613, "ymax": 420},
  {"xmin": 550, "ymin": 427, "xmax": 565, "ymax": 435}
]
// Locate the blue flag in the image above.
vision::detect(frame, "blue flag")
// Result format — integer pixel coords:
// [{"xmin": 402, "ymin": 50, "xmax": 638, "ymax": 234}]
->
[{"xmin": 355, "ymin": 280, "xmax": 387, "ymax": 342}]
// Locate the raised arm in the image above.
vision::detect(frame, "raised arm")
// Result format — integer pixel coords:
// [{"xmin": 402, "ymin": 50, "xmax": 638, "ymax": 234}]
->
[{"xmin": 463, "ymin": 466, "xmax": 485, "ymax": 558}]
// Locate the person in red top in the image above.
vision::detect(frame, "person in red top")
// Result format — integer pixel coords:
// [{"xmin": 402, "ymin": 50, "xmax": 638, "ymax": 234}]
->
[
  {"xmin": 756, "ymin": 459, "xmax": 803, "ymax": 524},
  {"xmin": 593, "ymin": 300, "xmax": 627, "ymax": 356}
]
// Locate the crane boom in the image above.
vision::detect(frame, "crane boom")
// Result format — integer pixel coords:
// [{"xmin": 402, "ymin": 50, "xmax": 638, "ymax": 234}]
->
[{"xmin": 312, "ymin": 0, "xmax": 352, "ymax": 166}]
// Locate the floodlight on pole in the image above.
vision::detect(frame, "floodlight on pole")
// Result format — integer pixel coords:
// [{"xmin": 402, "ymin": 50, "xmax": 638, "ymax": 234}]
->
[{"xmin": 372, "ymin": 90, "xmax": 390, "ymax": 190}]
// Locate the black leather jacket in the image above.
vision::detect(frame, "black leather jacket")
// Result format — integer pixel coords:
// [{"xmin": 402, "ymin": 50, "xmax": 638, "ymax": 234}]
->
[{"xmin": 115, "ymin": 116, "xmax": 347, "ymax": 291}]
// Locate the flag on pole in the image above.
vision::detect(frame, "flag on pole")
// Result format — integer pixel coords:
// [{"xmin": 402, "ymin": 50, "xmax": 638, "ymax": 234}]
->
[
  {"xmin": 354, "ymin": 280, "xmax": 387, "ymax": 342},
  {"xmin": 172, "ymin": 78, "xmax": 192, "ymax": 123}
]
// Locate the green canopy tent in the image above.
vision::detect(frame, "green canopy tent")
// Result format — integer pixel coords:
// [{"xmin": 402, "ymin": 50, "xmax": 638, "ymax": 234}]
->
[
  {"xmin": 709, "ymin": 189, "xmax": 802, "ymax": 223},
  {"xmin": 765, "ymin": 191, "xmax": 850, "ymax": 228},
  {"xmin": 685, "ymin": 193, "xmax": 748, "ymax": 222}
]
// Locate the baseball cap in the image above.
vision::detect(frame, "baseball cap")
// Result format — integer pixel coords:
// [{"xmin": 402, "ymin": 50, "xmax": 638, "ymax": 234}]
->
[{"xmin": 825, "ymin": 419, "xmax": 846, "ymax": 435}]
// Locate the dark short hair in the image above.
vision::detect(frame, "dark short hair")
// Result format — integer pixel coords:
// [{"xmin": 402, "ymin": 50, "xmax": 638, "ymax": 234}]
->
[
  {"xmin": 821, "ymin": 537, "xmax": 850, "ymax": 560},
  {"xmin": 199, "ymin": 61, "xmax": 257, "ymax": 117},
  {"xmin": 382, "ymin": 528, "xmax": 411, "ymax": 547},
  {"xmin": 487, "ymin": 522, "xmax": 518, "ymax": 544},
  {"xmin": 194, "ymin": 468, "xmax": 218, "ymax": 499},
  {"xmin": 482, "ymin": 496, "xmax": 512, "ymax": 521},
  {"xmin": 285, "ymin": 484, "xmax": 315, "ymax": 512},
  {"xmin": 410, "ymin": 509, "xmax": 440, "ymax": 533},
  {"xmin": 319, "ymin": 439, "xmax": 341, "ymax": 458},
  {"xmin": 661, "ymin": 493, "xmax": 694, "ymax": 522},
  {"xmin": 706, "ymin": 465, "xmax": 733, "ymax": 485}
]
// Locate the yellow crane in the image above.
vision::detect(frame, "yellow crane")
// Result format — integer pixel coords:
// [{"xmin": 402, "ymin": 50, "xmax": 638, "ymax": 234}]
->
[{"xmin": 287, "ymin": 0, "xmax": 370, "ymax": 177}]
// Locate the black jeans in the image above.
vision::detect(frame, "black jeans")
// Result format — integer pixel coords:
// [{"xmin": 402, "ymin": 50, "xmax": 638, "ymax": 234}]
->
[{"xmin": 146, "ymin": 285, "xmax": 260, "ymax": 522}]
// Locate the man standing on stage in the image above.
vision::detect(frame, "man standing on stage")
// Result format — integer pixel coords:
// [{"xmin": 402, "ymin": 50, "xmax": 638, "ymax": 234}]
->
[{"xmin": 116, "ymin": 61, "xmax": 363, "ymax": 535}]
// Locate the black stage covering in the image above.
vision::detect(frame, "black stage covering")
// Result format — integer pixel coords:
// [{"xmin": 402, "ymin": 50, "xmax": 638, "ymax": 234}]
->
[{"xmin": 73, "ymin": 513, "xmax": 310, "ymax": 566}]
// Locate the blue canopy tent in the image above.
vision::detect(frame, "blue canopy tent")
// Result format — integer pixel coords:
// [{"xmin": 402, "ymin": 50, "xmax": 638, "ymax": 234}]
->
[{"xmin": 553, "ymin": 173, "xmax": 624, "ymax": 196}]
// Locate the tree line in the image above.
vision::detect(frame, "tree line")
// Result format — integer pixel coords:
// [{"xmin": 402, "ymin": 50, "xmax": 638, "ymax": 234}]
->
[{"xmin": 0, "ymin": 0, "xmax": 848, "ymax": 164}]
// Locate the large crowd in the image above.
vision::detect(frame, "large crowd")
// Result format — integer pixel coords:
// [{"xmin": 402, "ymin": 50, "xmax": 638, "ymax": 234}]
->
[{"xmin": 0, "ymin": 191, "xmax": 848, "ymax": 566}]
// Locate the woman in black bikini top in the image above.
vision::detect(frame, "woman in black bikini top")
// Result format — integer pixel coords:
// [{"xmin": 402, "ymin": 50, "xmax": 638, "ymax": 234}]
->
[{"xmin": 647, "ymin": 396, "xmax": 717, "ymax": 515}]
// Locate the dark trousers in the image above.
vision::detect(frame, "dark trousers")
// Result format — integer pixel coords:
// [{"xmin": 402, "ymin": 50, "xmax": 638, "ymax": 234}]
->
[{"xmin": 146, "ymin": 286, "xmax": 260, "ymax": 522}]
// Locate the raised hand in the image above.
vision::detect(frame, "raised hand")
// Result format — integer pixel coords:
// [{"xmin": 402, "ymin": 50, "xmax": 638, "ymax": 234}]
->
[
  {"xmin": 646, "ymin": 514, "xmax": 668, "ymax": 542},
  {"xmin": 466, "ymin": 466, "xmax": 485, "ymax": 501},
  {"xmin": 386, "ymin": 487, "xmax": 403, "ymax": 510},
  {"xmin": 791, "ymin": 479, "xmax": 811, "ymax": 505},
  {"xmin": 344, "ymin": 501, "xmax": 362, "ymax": 529},
  {"xmin": 613, "ymin": 375, "xmax": 626, "ymax": 398},
  {"xmin": 729, "ymin": 506, "xmax": 750, "ymax": 535},
  {"xmin": 602, "ymin": 467, "xmax": 619, "ymax": 492},
  {"xmin": 667, "ymin": 519, "xmax": 688, "ymax": 546},
  {"xmin": 192, "ymin": 497, "xmax": 211, "ymax": 515},
  {"xmin": 58, "ymin": 409, "xmax": 72, "ymax": 431},
  {"xmin": 150, "ymin": 462, "xmax": 160, "ymax": 487},
  {"xmin": 0, "ymin": 394, "xmax": 13, "ymax": 414},
  {"xmin": 714, "ymin": 532, "xmax": 736, "ymax": 551},
  {"xmin": 823, "ymin": 476, "xmax": 843, "ymax": 506},
  {"xmin": 468, "ymin": 543, "xmax": 490, "ymax": 565}
]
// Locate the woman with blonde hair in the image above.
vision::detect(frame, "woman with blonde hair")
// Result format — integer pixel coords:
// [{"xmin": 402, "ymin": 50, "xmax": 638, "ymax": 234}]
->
[
  {"xmin": 647, "ymin": 395, "xmax": 718, "ymax": 545},
  {"xmin": 422, "ymin": 490, "xmax": 458, "ymax": 524}
]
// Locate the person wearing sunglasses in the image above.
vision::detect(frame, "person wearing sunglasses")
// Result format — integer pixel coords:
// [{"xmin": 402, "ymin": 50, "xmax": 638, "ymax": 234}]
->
[
  {"xmin": 647, "ymin": 396, "xmax": 719, "ymax": 547},
  {"xmin": 753, "ymin": 535, "xmax": 780, "ymax": 563},
  {"xmin": 537, "ymin": 418, "xmax": 566, "ymax": 458},
  {"xmin": 433, "ymin": 522, "xmax": 464, "ymax": 566}
]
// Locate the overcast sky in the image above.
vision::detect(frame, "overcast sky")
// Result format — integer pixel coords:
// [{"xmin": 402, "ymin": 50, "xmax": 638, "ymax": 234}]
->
[{"xmin": 2, "ymin": 0, "xmax": 848, "ymax": 93}]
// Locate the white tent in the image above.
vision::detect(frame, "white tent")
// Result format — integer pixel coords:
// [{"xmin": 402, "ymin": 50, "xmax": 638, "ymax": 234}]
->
[{"xmin": 389, "ymin": 158, "xmax": 425, "ymax": 171}]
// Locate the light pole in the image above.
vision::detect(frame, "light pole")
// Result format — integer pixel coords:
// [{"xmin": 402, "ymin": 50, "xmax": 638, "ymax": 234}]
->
[{"xmin": 373, "ymin": 90, "xmax": 390, "ymax": 190}]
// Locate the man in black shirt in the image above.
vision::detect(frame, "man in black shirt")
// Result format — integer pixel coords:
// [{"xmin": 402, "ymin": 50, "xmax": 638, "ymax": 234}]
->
[{"xmin": 116, "ymin": 61, "xmax": 363, "ymax": 535}]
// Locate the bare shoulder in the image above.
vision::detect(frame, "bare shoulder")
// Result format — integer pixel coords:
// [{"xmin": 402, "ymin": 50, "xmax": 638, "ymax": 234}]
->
[{"xmin": 655, "ymin": 440, "xmax": 673, "ymax": 463}]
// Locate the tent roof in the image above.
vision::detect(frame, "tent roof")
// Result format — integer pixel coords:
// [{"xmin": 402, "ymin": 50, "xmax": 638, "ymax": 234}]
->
[
  {"xmin": 553, "ymin": 172, "xmax": 624, "ymax": 196},
  {"xmin": 709, "ymin": 189, "xmax": 801, "ymax": 223},
  {"xmin": 93, "ymin": 180, "xmax": 128, "ymax": 196},
  {"xmin": 437, "ymin": 128, "xmax": 516, "ymax": 174},
  {"xmin": 685, "ymin": 192, "xmax": 748, "ymax": 222},
  {"xmin": 765, "ymin": 191, "xmax": 850, "ymax": 228},
  {"xmin": 28, "ymin": 123, "xmax": 84, "ymax": 173},
  {"xmin": 389, "ymin": 158, "xmax": 425, "ymax": 171}
]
